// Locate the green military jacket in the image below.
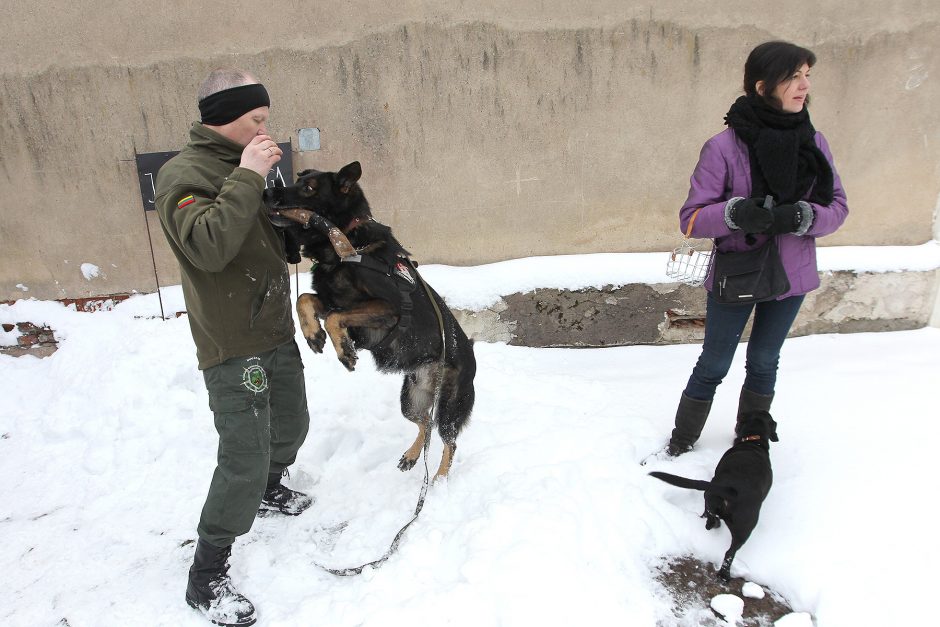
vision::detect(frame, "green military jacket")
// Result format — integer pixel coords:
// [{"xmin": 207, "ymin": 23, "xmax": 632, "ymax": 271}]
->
[{"xmin": 155, "ymin": 122, "xmax": 294, "ymax": 369}]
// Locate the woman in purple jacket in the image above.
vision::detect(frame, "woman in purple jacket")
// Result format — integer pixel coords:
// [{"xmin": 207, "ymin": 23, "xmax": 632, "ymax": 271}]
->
[{"xmin": 665, "ymin": 41, "xmax": 848, "ymax": 456}]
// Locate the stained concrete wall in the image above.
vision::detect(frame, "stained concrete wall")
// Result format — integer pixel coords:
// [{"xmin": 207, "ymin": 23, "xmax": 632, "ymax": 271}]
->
[
  {"xmin": 1, "ymin": 1, "xmax": 939, "ymax": 304},
  {"xmin": 454, "ymin": 270, "xmax": 939, "ymax": 347}
]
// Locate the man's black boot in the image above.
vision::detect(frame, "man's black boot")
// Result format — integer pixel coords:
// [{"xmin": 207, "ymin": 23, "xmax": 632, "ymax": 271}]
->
[
  {"xmin": 185, "ymin": 539, "xmax": 256, "ymax": 627},
  {"xmin": 258, "ymin": 472, "xmax": 313, "ymax": 517},
  {"xmin": 735, "ymin": 388, "xmax": 774, "ymax": 436},
  {"xmin": 666, "ymin": 393, "xmax": 713, "ymax": 457}
]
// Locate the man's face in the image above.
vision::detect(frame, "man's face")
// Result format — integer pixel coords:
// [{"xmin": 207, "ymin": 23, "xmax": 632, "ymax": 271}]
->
[{"xmin": 215, "ymin": 106, "xmax": 270, "ymax": 146}]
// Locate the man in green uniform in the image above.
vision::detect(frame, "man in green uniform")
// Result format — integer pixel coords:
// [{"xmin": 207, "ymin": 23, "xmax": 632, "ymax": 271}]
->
[{"xmin": 155, "ymin": 68, "xmax": 312, "ymax": 627}]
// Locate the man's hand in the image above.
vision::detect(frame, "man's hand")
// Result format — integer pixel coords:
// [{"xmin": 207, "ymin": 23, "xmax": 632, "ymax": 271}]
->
[{"xmin": 240, "ymin": 135, "xmax": 282, "ymax": 178}]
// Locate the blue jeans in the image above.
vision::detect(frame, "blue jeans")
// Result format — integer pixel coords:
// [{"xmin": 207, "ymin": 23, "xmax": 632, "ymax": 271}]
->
[{"xmin": 683, "ymin": 293, "xmax": 805, "ymax": 401}]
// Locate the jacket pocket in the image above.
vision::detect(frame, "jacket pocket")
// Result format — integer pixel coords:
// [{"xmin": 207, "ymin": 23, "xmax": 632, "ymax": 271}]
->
[{"xmin": 249, "ymin": 270, "xmax": 272, "ymax": 329}]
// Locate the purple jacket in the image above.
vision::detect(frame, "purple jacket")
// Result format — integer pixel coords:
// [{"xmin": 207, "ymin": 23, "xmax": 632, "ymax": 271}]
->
[{"xmin": 679, "ymin": 128, "xmax": 849, "ymax": 298}]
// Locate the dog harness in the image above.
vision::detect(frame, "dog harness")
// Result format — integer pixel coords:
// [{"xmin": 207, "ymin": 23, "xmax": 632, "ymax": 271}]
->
[{"xmin": 341, "ymin": 252, "xmax": 419, "ymax": 342}]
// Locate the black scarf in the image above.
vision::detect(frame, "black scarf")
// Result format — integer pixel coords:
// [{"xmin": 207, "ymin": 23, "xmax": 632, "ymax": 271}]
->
[{"xmin": 724, "ymin": 95, "xmax": 833, "ymax": 205}]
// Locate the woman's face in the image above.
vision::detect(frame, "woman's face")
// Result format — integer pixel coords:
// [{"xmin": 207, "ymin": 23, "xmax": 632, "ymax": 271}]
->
[{"xmin": 766, "ymin": 63, "xmax": 811, "ymax": 113}]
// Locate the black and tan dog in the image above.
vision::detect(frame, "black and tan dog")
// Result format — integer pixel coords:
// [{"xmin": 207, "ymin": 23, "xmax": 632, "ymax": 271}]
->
[
  {"xmin": 649, "ymin": 411, "xmax": 778, "ymax": 581},
  {"xmin": 262, "ymin": 162, "xmax": 475, "ymax": 480}
]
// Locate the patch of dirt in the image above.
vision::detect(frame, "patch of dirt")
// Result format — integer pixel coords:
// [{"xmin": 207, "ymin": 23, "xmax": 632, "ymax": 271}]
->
[{"xmin": 654, "ymin": 556, "xmax": 808, "ymax": 626}]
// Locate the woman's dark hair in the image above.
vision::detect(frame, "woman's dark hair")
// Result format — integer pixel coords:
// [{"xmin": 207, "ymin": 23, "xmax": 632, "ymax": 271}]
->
[{"xmin": 743, "ymin": 41, "xmax": 817, "ymax": 107}]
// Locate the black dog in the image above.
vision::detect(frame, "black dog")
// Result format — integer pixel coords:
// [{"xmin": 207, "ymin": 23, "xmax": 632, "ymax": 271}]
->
[
  {"xmin": 649, "ymin": 411, "xmax": 778, "ymax": 581},
  {"xmin": 263, "ymin": 161, "xmax": 475, "ymax": 479}
]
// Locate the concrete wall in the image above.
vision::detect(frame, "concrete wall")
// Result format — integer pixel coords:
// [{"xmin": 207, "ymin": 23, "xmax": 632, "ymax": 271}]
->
[
  {"xmin": 454, "ymin": 269, "xmax": 939, "ymax": 347},
  {"xmin": 2, "ymin": 1, "xmax": 939, "ymax": 302}
]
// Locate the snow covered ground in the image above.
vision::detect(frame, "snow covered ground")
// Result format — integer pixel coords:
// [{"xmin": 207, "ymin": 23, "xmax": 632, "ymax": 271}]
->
[{"xmin": 2, "ymin": 246, "xmax": 939, "ymax": 626}]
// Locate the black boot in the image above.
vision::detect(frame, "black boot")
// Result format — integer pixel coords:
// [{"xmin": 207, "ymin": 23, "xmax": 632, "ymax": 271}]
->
[
  {"xmin": 735, "ymin": 388, "xmax": 774, "ymax": 436},
  {"xmin": 185, "ymin": 539, "xmax": 256, "ymax": 627},
  {"xmin": 258, "ymin": 472, "xmax": 313, "ymax": 517},
  {"xmin": 666, "ymin": 393, "xmax": 713, "ymax": 457}
]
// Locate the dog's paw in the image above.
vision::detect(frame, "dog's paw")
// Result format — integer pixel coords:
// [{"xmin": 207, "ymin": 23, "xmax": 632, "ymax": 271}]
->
[
  {"xmin": 397, "ymin": 454, "xmax": 418, "ymax": 472},
  {"xmin": 306, "ymin": 330, "xmax": 326, "ymax": 353},
  {"xmin": 717, "ymin": 567, "xmax": 732, "ymax": 583},
  {"xmin": 338, "ymin": 337, "xmax": 357, "ymax": 371},
  {"xmin": 338, "ymin": 352, "xmax": 357, "ymax": 371}
]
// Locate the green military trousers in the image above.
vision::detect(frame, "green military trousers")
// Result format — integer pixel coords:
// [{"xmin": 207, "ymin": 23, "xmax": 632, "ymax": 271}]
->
[{"xmin": 197, "ymin": 339, "xmax": 310, "ymax": 547}]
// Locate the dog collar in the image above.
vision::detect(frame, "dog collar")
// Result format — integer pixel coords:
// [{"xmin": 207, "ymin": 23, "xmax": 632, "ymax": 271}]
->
[{"xmin": 739, "ymin": 435, "xmax": 762, "ymax": 443}]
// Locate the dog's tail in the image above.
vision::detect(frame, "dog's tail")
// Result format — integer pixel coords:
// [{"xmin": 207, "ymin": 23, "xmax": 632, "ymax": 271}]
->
[{"xmin": 648, "ymin": 471, "xmax": 712, "ymax": 492}]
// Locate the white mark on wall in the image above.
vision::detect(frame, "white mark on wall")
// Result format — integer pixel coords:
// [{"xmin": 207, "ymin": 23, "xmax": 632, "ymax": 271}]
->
[
  {"xmin": 934, "ymin": 188, "xmax": 940, "ymax": 242},
  {"xmin": 580, "ymin": 133, "xmax": 587, "ymax": 225},
  {"xmin": 505, "ymin": 168, "xmax": 539, "ymax": 196},
  {"xmin": 15, "ymin": 284, "xmax": 28, "ymax": 292},
  {"xmin": 905, "ymin": 64, "xmax": 928, "ymax": 90},
  {"xmin": 932, "ymin": 190, "xmax": 940, "ymax": 328},
  {"xmin": 81, "ymin": 263, "xmax": 101, "ymax": 280}
]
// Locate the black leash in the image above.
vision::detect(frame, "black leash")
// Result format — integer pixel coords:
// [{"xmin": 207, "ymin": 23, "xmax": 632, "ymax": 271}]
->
[{"xmin": 312, "ymin": 258, "xmax": 447, "ymax": 576}]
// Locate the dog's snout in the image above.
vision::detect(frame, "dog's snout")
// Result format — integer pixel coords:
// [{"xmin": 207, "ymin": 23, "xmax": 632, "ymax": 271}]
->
[{"xmin": 262, "ymin": 187, "xmax": 282, "ymax": 207}]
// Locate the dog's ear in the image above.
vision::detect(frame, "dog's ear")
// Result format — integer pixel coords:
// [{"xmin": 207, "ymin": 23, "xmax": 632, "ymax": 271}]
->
[
  {"xmin": 297, "ymin": 169, "xmax": 313, "ymax": 178},
  {"xmin": 337, "ymin": 161, "xmax": 362, "ymax": 194}
]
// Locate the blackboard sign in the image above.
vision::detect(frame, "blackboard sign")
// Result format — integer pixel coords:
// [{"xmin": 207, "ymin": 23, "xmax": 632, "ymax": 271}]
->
[{"xmin": 135, "ymin": 141, "xmax": 293, "ymax": 212}]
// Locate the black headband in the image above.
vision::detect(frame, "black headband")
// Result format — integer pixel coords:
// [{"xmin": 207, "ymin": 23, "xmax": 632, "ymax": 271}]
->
[{"xmin": 199, "ymin": 83, "xmax": 270, "ymax": 125}]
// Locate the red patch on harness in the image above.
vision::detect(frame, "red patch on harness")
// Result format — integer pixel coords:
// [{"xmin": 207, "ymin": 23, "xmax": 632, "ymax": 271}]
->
[{"xmin": 394, "ymin": 262, "xmax": 416, "ymax": 285}]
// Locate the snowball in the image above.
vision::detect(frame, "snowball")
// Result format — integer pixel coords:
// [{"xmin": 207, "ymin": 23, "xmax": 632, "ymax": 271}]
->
[
  {"xmin": 710, "ymin": 593, "xmax": 744, "ymax": 624},
  {"xmin": 742, "ymin": 581, "xmax": 765, "ymax": 599},
  {"xmin": 81, "ymin": 263, "xmax": 101, "ymax": 280},
  {"xmin": 775, "ymin": 612, "xmax": 814, "ymax": 626}
]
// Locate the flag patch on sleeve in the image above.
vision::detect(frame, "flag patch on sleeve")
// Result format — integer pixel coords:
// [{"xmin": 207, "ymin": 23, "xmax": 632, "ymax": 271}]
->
[{"xmin": 177, "ymin": 195, "xmax": 195, "ymax": 209}]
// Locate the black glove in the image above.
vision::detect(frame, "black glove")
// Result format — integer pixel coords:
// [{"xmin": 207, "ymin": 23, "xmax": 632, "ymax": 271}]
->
[
  {"xmin": 767, "ymin": 203, "xmax": 803, "ymax": 235},
  {"xmin": 729, "ymin": 197, "xmax": 774, "ymax": 234}
]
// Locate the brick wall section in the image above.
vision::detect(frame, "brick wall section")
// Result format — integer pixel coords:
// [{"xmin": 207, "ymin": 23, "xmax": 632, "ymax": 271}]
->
[
  {"xmin": 1, "ymin": 322, "xmax": 58, "ymax": 358},
  {"xmin": 0, "ymin": 294, "xmax": 132, "ymax": 358}
]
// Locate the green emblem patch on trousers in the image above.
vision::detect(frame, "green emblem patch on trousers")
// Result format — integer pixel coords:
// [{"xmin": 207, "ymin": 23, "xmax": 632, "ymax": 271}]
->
[{"xmin": 241, "ymin": 359, "xmax": 268, "ymax": 393}]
